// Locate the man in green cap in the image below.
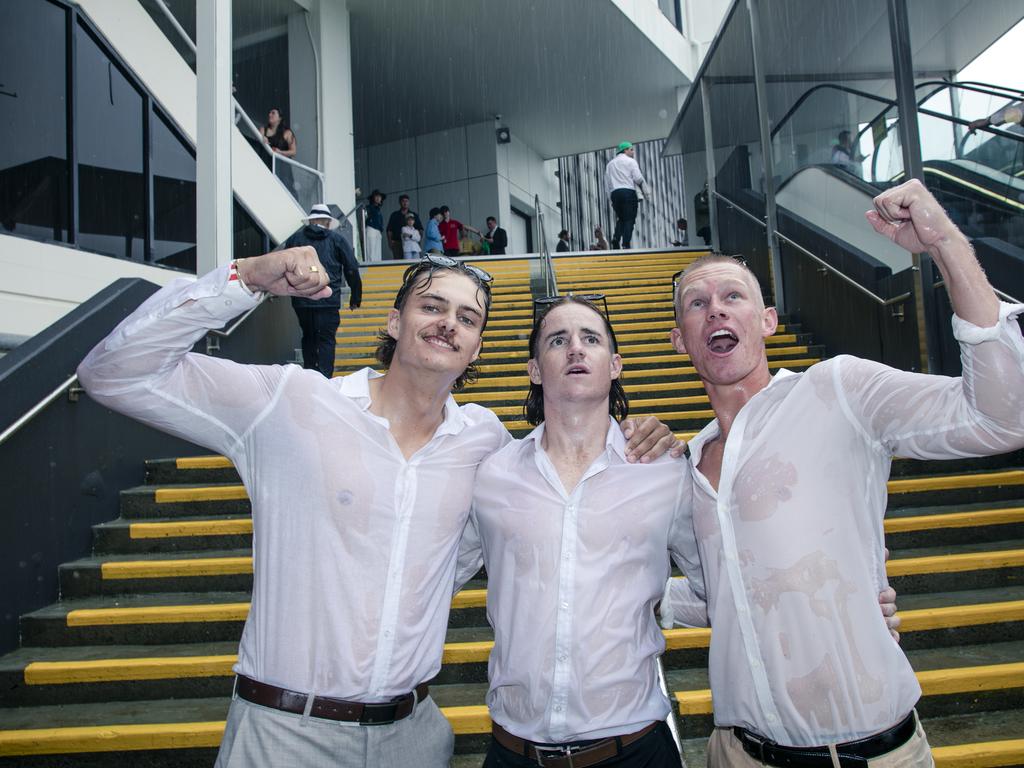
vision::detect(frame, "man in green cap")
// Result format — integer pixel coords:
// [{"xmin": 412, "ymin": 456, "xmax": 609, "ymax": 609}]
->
[{"xmin": 605, "ymin": 140, "xmax": 648, "ymax": 249}]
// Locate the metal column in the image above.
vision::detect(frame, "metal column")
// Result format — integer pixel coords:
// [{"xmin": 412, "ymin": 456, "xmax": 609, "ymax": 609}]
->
[
  {"xmin": 747, "ymin": 0, "xmax": 785, "ymax": 313},
  {"xmin": 700, "ymin": 79, "xmax": 721, "ymax": 254},
  {"xmin": 887, "ymin": 0, "xmax": 936, "ymax": 373},
  {"xmin": 196, "ymin": 0, "xmax": 233, "ymax": 273}
]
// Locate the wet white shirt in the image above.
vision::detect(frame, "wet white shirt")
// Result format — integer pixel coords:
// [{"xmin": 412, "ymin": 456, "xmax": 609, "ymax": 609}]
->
[
  {"xmin": 457, "ymin": 419, "xmax": 705, "ymax": 743},
  {"xmin": 605, "ymin": 153, "xmax": 646, "ymax": 195},
  {"xmin": 680, "ymin": 303, "xmax": 1024, "ymax": 746},
  {"xmin": 77, "ymin": 266, "xmax": 510, "ymax": 702}
]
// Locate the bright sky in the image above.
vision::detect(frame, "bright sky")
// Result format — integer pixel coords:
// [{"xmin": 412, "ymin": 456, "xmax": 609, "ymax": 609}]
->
[{"xmin": 957, "ymin": 17, "xmax": 1024, "ymax": 117}]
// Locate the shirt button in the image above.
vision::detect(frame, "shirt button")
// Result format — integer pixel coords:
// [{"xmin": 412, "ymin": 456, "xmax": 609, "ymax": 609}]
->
[
  {"xmin": 383, "ymin": 630, "xmax": 392, "ymax": 638},
  {"xmin": 561, "ymin": 601, "xmax": 569, "ymax": 609},
  {"xmin": 554, "ymin": 705, "xmax": 563, "ymax": 712},
  {"xmin": 225, "ymin": 299, "xmax": 232, "ymax": 306},
  {"xmin": 559, "ymin": 654, "xmax": 568, "ymax": 662}
]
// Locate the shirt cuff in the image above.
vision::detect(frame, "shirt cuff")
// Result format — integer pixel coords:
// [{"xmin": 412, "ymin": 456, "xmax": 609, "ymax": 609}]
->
[
  {"xmin": 951, "ymin": 301, "xmax": 1024, "ymax": 345},
  {"xmin": 180, "ymin": 265, "xmax": 264, "ymax": 323}
]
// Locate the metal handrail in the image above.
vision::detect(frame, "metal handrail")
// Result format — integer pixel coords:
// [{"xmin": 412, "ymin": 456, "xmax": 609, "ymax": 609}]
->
[
  {"xmin": 0, "ymin": 373, "xmax": 79, "ymax": 448},
  {"xmin": 712, "ymin": 191, "xmax": 910, "ymax": 307},
  {"xmin": 534, "ymin": 194, "xmax": 558, "ymax": 296},
  {"xmin": 150, "ymin": 0, "xmax": 324, "ymax": 188}
]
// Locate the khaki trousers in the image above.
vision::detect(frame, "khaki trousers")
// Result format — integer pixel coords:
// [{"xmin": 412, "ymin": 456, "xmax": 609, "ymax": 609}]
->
[{"xmin": 707, "ymin": 714, "xmax": 934, "ymax": 768}]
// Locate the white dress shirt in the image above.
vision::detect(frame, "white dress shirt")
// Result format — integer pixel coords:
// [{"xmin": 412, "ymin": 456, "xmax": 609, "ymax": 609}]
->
[
  {"xmin": 679, "ymin": 302, "xmax": 1024, "ymax": 746},
  {"xmin": 605, "ymin": 153, "xmax": 646, "ymax": 196},
  {"xmin": 457, "ymin": 418, "xmax": 705, "ymax": 743},
  {"xmin": 77, "ymin": 266, "xmax": 510, "ymax": 702}
]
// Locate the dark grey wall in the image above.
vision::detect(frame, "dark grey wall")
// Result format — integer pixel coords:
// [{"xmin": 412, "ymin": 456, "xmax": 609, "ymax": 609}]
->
[{"xmin": 0, "ymin": 279, "xmax": 300, "ymax": 654}]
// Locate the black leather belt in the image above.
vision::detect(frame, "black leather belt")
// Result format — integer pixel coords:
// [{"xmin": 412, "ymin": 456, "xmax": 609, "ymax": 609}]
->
[
  {"xmin": 236, "ymin": 674, "xmax": 429, "ymax": 726},
  {"xmin": 732, "ymin": 711, "xmax": 917, "ymax": 767},
  {"xmin": 493, "ymin": 721, "xmax": 659, "ymax": 768}
]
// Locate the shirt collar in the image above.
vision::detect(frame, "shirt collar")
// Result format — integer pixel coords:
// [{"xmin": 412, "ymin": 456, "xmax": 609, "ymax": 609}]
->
[
  {"xmin": 687, "ymin": 368, "xmax": 797, "ymax": 461},
  {"xmin": 521, "ymin": 416, "xmax": 623, "ymax": 460},
  {"xmin": 338, "ymin": 367, "xmax": 468, "ymax": 435}
]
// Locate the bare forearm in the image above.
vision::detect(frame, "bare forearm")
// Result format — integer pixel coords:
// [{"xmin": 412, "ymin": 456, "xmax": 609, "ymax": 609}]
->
[{"xmin": 928, "ymin": 232, "xmax": 999, "ymax": 328}]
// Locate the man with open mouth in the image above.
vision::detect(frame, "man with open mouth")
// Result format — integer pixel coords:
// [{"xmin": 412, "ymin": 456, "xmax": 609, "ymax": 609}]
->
[{"xmin": 666, "ymin": 179, "xmax": 1024, "ymax": 768}]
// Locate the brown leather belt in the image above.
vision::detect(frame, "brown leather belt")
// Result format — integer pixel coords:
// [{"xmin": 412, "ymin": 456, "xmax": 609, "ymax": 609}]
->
[
  {"xmin": 492, "ymin": 721, "xmax": 659, "ymax": 767},
  {"xmin": 236, "ymin": 674, "xmax": 429, "ymax": 726}
]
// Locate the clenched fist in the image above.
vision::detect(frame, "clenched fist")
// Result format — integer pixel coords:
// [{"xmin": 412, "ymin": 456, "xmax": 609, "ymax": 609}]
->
[{"xmin": 236, "ymin": 247, "xmax": 332, "ymax": 299}]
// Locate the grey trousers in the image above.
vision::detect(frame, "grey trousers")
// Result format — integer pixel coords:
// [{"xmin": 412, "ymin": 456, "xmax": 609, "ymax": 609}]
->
[{"xmin": 214, "ymin": 692, "xmax": 454, "ymax": 768}]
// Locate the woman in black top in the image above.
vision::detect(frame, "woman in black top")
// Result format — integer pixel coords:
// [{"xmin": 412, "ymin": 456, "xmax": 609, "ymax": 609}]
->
[{"xmin": 262, "ymin": 107, "xmax": 297, "ymax": 192}]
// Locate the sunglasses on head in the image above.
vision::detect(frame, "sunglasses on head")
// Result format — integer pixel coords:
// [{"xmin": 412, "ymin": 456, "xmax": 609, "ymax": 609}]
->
[
  {"xmin": 396, "ymin": 255, "xmax": 494, "ymax": 308},
  {"xmin": 532, "ymin": 292, "xmax": 610, "ymax": 322}
]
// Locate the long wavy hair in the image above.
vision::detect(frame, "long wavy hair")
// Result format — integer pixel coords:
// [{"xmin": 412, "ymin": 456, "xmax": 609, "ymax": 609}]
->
[
  {"xmin": 374, "ymin": 264, "xmax": 491, "ymax": 392},
  {"xmin": 523, "ymin": 296, "xmax": 629, "ymax": 425}
]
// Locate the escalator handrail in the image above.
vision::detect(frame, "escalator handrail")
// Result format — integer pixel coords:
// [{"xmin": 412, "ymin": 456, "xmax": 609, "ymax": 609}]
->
[{"xmin": 770, "ymin": 83, "xmax": 895, "ymax": 141}]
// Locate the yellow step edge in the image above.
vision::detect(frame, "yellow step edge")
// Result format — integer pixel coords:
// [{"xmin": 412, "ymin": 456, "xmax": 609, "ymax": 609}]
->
[
  {"xmin": 175, "ymin": 456, "xmax": 232, "ymax": 470},
  {"xmin": 897, "ymin": 599, "xmax": 1024, "ymax": 633},
  {"xmin": 884, "ymin": 507, "xmax": 1024, "ymax": 534},
  {"xmin": 932, "ymin": 739, "xmax": 1024, "ymax": 768},
  {"xmin": 888, "ymin": 470, "xmax": 1024, "ymax": 495},
  {"xmin": 25, "ymin": 655, "xmax": 238, "ymax": 685},
  {"xmin": 675, "ymin": 661, "xmax": 1024, "ymax": 716},
  {"xmin": 130, "ymin": 519, "xmax": 252, "ymax": 540},
  {"xmin": 477, "ymin": 347, "xmax": 810, "ymax": 374},
  {"xmin": 154, "ymin": 486, "xmax": 248, "ymax": 504},
  {"xmin": 0, "ymin": 721, "xmax": 227, "ymax": 756},
  {"xmin": 66, "ymin": 603, "xmax": 252, "ymax": 627},
  {"xmin": 887, "ymin": 549, "xmax": 1024, "ymax": 578},
  {"xmin": 101, "ymin": 557, "xmax": 253, "ymax": 580}
]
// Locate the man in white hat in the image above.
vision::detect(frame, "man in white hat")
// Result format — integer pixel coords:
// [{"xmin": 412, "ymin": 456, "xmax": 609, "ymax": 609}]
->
[{"xmin": 284, "ymin": 203, "xmax": 362, "ymax": 378}]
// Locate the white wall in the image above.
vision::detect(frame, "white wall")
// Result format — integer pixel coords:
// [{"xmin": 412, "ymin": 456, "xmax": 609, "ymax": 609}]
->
[
  {"xmin": 0, "ymin": 236, "xmax": 188, "ymax": 339},
  {"xmin": 356, "ymin": 122, "xmax": 561, "ymax": 255}
]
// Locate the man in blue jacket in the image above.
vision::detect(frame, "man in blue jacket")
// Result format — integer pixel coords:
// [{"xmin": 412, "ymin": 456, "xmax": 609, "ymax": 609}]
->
[{"xmin": 285, "ymin": 203, "xmax": 362, "ymax": 377}]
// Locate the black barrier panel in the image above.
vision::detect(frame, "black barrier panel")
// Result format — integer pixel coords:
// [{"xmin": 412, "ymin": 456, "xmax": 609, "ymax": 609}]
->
[{"xmin": 0, "ymin": 279, "xmax": 300, "ymax": 654}]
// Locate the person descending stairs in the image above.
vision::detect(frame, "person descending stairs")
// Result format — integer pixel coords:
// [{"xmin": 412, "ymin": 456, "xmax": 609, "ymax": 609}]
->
[{"xmin": 0, "ymin": 251, "xmax": 1022, "ymax": 766}]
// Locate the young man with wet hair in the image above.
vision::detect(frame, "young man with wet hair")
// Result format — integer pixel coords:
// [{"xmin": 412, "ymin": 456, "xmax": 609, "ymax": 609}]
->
[
  {"xmin": 668, "ymin": 179, "xmax": 1024, "ymax": 767},
  {"xmin": 78, "ymin": 251, "xmax": 675, "ymax": 767},
  {"xmin": 458, "ymin": 294, "xmax": 707, "ymax": 767}
]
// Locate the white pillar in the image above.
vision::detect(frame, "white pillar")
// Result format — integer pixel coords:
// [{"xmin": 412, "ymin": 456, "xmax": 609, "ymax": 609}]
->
[
  {"xmin": 196, "ymin": 0, "xmax": 233, "ymax": 272},
  {"xmin": 314, "ymin": 0, "xmax": 355, "ymax": 212}
]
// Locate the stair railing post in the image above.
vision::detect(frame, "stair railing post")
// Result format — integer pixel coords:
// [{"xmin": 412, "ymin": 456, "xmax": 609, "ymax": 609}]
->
[
  {"xmin": 746, "ymin": 0, "xmax": 785, "ymax": 314},
  {"xmin": 887, "ymin": 0, "xmax": 937, "ymax": 373}
]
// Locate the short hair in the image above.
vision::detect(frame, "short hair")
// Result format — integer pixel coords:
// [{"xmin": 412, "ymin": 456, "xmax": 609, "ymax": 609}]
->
[
  {"xmin": 677, "ymin": 217, "xmax": 687, "ymax": 228},
  {"xmin": 486, "ymin": 216, "xmax": 496, "ymax": 224},
  {"xmin": 440, "ymin": 205, "xmax": 450, "ymax": 215},
  {"xmin": 399, "ymin": 194, "xmax": 410, "ymax": 202},
  {"xmin": 558, "ymin": 229, "xmax": 569, "ymax": 239},
  {"xmin": 428, "ymin": 207, "xmax": 441, "ymax": 218},
  {"xmin": 838, "ymin": 130, "xmax": 851, "ymax": 143},
  {"xmin": 672, "ymin": 253, "xmax": 764, "ymax": 324},
  {"xmin": 523, "ymin": 296, "xmax": 628, "ymax": 426},
  {"xmin": 374, "ymin": 266, "xmax": 491, "ymax": 393}
]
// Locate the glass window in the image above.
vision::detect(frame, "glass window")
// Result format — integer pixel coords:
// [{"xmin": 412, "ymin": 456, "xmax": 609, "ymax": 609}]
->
[
  {"xmin": 151, "ymin": 108, "xmax": 196, "ymax": 271},
  {"xmin": 234, "ymin": 201, "xmax": 267, "ymax": 259},
  {"xmin": 75, "ymin": 20, "xmax": 145, "ymax": 260},
  {"xmin": 0, "ymin": 0, "xmax": 69, "ymax": 242}
]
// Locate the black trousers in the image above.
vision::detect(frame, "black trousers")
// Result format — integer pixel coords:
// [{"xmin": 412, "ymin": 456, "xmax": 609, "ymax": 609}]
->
[
  {"xmin": 610, "ymin": 188, "xmax": 639, "ymax": 249},
  {"xmin": 293, "ymin": 306, "xmax": 341, "ymax": 379},
  {"xmin": 483, "ymin": 722, "xmax": 682, "ymax": 768}
]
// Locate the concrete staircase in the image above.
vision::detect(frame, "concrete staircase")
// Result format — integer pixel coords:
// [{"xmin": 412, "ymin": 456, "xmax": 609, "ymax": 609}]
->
[{"xmin": 1, "ymin": 251, "xmax": 1022, "ymax": 766}]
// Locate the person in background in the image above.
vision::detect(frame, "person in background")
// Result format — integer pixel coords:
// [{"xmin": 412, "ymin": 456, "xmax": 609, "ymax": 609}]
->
[
  {"xmin": 262, "ymin": 107, "xmax": 297, "ymax": 191},
  {"xmin": 284, "ymin": 204, "xmax": 362, "ymax": 378},
  {"xmin": 364, "ymin": 190, "xmax": 386, "ymax": 263},
  {"xmin": 605, "ymin": 141, "xmax": 648, "ymax": 249},
  {"xmin": 556, "ymin": 229, "xmax": 572, "ymax": 252},
  {"xmin": 439, "ymin": 206, "xmax": 480, "ymax": 258},
  {"xmin": 387, "ymin": 195, "xmax": 423, "ymax": 260},
  {"xmin": 591, "ymin": 226, "xmax": 609, "ymax": 250},
  {"xmin": 831, "ymin": 129, "xmax": 865, "ymax": 176},
  {"xmin": 424, "ymin": 208, "xmax": 445, "ymax": 255},
  {"xmin": 483, "ymin": 216, "xmax": 508, "ymax": 255},
  {"xmin": 968, "ymin": 101, "xmax": 1024, "ymax": 133},
  {"xmin": 672, "ymin": 217, "xmax": 688, "ymax": 247},
  {"xmin": 401, "ymin": 214, "xmax": 422, "ymax": 258}
]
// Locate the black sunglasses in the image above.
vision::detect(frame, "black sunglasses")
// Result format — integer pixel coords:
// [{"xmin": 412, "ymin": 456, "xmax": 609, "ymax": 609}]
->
[
  {"xmin": 404, "ymin": 253, "xmax": 493, "ymax": 284},
  {"xmin": 533, "ymin": 292, "xmax": 610, "ymax": 322}
]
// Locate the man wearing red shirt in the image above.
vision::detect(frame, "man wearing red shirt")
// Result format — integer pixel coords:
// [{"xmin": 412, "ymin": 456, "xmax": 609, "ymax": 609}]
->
[{"xmin": 438, "ymin": 206, "xmax": 480, "ymax": 257}]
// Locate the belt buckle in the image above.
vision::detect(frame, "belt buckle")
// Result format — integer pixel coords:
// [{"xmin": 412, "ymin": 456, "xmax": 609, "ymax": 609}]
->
[
  {"xmin": 743, "ymin": 729, "xmax": 770, "ymax": 763},
  {"xmin": 358, "ymin": 703, "xmax": 397, "ymax": 726},
  {"xmin": 534, "ymin": 744, "xmax": 574, "ymax": 767}
]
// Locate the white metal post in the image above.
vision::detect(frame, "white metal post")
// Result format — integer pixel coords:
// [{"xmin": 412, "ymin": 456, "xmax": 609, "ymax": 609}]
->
[{"xmin": 196, "ymin": 0, "xmax": 233, "ymax": 273}]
